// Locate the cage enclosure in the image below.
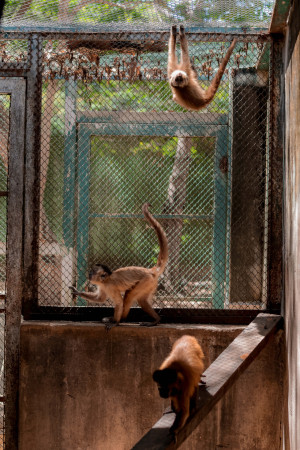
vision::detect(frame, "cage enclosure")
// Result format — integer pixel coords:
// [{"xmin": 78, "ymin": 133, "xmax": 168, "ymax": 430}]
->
[{"xmin": 0, "ymin": 0, "xmax": 280, "ymax": 325}]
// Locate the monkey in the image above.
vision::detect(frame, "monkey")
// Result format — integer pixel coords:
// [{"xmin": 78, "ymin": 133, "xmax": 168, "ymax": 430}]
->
[
  {"xmin": 168, "ymin": 25, "xmax": 237, "ymax": 111},
  {"xmin": 153, "ymin": 335, "xmax": 205, "ymax": 434},
  {"xmin": 69, "ymin": 203, "xmax": 168, "ymax": 328}
]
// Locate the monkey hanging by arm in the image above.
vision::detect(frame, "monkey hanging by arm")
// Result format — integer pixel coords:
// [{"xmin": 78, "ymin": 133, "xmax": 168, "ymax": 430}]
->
[
  {"xmin": 70, "ymin": 203, "xmax": 168, "ymax": 328},
  {"xmin": 168, "ymin": 25, "xmax": 237, "ymax": 111}
]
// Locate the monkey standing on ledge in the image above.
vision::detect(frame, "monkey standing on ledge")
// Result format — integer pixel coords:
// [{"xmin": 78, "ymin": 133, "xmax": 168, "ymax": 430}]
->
[
  {"xmin": 168, "ymin": 25, "xmax": 237, "ymax": 111},
  {"xmin": 70, "ymin": 203, "xmax": 168, "ymax": 328},
  {"xmin": 153, "ymin": 335, "xmax": 205, "ymax": 434}
]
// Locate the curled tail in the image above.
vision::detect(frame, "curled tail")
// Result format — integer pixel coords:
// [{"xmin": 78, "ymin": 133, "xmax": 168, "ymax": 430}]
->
[
  {"xmin": 204, "ymin": 38, "xmax": 237, "ymax": 104},
  {"xmin": 142, "ymin": 203, "xmax": 169, "ymax": 275}
]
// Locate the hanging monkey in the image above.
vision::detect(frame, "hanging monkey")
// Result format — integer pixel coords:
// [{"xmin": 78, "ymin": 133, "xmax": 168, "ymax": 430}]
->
[
  {"xmin": 70, "ymin": 203, "xmax": 168, "ymax": 328},
  {"xmin": 168, "ymin": 25, "xmax": 237, "ymax": 111},
  {"xmin": 153, "ymin": 335, "xmax": 205, "ymax": 434}
]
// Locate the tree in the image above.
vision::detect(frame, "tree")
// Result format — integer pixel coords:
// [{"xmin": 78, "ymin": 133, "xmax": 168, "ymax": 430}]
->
[{"xmin": 163, "ymin": 137, "xmax": 192, "ymax": 291}]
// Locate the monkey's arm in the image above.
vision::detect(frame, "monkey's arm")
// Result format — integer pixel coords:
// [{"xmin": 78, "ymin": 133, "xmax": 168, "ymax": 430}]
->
[
  {"xmin": 170, "ymin": 394, "xmax": 190, "ymax": 434},
  {"xmin": 179, "ymin": 25, "xmax": 192, "ymax": 71},
  {"xmin": 69, "ymin": 286, "xmax": 107, "ymax": 303},
  {"xmin": 168, "ymin": 25, "xmax": 178, "ymax": 77},
  {"xmin": 204, "ymin": 38, "xmax": 237, "ymax": 103}
]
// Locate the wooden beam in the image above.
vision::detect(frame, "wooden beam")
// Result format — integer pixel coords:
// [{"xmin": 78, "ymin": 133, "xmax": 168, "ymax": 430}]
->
[
  {"xmin": 132, "ymin": 313, "xmax": 282, "ymax": 450},
  {"xmin": 269, "ymin": 0, "xmax": 291, "ymax": 33}
]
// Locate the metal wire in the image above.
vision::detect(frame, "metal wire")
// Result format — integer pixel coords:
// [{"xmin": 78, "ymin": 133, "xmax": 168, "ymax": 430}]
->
[
  {"xmin": 1, "ymin": 0, "xmax": 275, "ymax": 31},
  {"xmin": 34, "ymin": 32, "xmax": 272, "ymax": 313}
]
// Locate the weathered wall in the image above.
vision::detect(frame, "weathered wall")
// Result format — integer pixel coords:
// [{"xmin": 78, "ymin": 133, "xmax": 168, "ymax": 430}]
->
[
  {"xmin": 283, "ymin": 0, "xmax": 300, "ymax": 448},
  {"xmin": 19, "ymin": 322, "xmax": 284, "ymax": 450}
]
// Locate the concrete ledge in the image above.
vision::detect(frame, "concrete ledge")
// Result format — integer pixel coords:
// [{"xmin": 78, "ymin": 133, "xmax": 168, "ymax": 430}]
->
[{"xmin": 19, "ymin": 322, "xmax": 284, "ymax": 450}]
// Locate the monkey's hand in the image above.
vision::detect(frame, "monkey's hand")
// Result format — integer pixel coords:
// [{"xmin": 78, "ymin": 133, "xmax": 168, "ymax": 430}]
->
[
  {"xmin": 171, "ymin": 25, "xmax": 177, "ymax": 36},
  {"xmin": 69, "ymin": 286, "xmax": 80, "ymax": 296}
]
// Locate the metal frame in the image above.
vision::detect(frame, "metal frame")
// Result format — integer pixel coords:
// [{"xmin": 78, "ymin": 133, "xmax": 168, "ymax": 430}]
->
[
  {"xmin": 74, "ymin": 114, "xmax": 229, "ymax": 308},
  {"xmin": 0, "ymin": 31, "xmax": 281, "ymax": 325},
  {"xmin": 0, "ymin": 78, "xmax": 26, "ymax": 450}
]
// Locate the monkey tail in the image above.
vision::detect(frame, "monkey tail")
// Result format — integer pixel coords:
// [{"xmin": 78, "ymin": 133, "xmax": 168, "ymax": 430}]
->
[
  {"xmin": 142, "ymin": 203, "xmax": 169, "ymax": 275},
  {"xmin": 204, "ymin": 38, "xmax": 237, "ymax": 104}
]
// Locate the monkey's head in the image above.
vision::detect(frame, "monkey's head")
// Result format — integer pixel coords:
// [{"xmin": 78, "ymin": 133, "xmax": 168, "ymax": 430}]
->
[
  {"xmin": 89, "ymin": 264, "xmax": 112, "ymax": 284},
  {"xmin": 170, "ymin": 70, "xmax": 189, "ymax": 88},
  {"xmin": 153, "ymin": 368, "xmax": 183, "ymax": 399}
]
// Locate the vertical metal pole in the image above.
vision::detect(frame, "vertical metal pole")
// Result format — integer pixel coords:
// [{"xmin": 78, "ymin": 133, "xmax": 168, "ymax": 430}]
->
[
  {"xmin": 268, "ymin": 36, "xmax": 284, "ymax": 311},
  {"xmin": 4, "ymin": 79, "xmax": 26, "ymax": 450},
  {"xmin": 76, "ymin": 125, "xmax": 90, "ymax": 301},
  {"xmin": 23, "ymin": 34, "xmax": 43, "ymax": 318},
  {"xmin": 63, "ymin": 79, "xmax": 77, "ymax": 250},
  {"xmin": 212, "ymin": 126, "xmax": 229, "ymax": 309}
]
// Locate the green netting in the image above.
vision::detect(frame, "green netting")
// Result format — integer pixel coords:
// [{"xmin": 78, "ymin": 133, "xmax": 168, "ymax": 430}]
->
[{"xmin": 1, "ymin": 0, "xmax": 275, "ymax": 31}]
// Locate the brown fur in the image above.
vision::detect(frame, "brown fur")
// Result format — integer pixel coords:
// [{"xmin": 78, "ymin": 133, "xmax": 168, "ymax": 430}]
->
[
  {"xmin": 153, "ymin": 335, "xmax": 205, "ymax": 433},
  {"xmin": 70, "ymin": 203, "xmax": 168, "ymax": 327},
  {"xmin": 168, "ymin": 25, "xmax": 237, "ymax": 111}
]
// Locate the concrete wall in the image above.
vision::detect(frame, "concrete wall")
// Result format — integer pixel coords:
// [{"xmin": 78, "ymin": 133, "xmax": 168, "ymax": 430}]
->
[
  {"xmin": 19, "ymin": 322, "xmax": 284, "ymax": 450},
  {"xmin": 283, "ymin": 0, "xmax": 300, "ymax": 448}
]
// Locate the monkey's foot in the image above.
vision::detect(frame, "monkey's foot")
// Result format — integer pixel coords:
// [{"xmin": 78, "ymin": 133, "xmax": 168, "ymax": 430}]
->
[
  {"xmin": 171, "ymin": 25, "xmax": 177, "ymax": 35},
  {"xmin": 179, "ymin": 24, "xmax": 185, "ymax": 35}
]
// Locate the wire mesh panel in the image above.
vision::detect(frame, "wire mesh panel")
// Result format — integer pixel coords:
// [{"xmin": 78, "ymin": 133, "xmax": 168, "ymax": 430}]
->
[
  {"xmin": 0, "ymin": 93, "xmax": 10, "ymax": 449},
  {"xmin": 2, "ymin": 0, "xmax": 275, "ymax": 30},
  {"xmin": 0, "ymin": 39, "xmax": 29, "ymax": 69},
  {"xmin": 36, "ymin": 31, "xmax": 272, "ymax": 320}
]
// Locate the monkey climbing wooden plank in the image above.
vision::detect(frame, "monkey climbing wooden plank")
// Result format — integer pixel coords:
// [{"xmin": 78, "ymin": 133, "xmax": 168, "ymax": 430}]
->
[{"xmin": 132, "ymin": 313, "xmax": 282, "ymax": 450}]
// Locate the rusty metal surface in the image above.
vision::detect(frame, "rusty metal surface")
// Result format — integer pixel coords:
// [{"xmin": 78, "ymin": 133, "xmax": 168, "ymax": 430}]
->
[
  {"xmin": 23, "ymin": 35, "xmax": 43, "ymax": 317},
  {"xmin": 1, "ymin": 78, "xmax": 26, "ymax": 450},
  {"xmin": 267, "ymin": 37, "xmax": 284, "ymax": 311}
]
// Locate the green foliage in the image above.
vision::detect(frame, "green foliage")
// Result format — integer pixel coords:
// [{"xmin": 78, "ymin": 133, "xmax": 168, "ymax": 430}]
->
[
  {"xmin": 77, "ymin": 79, "xmax": 230, "ymax": 113},
  {"xmin": 88, "ymin": 135, "xmax": 214, "ymax": 273}
]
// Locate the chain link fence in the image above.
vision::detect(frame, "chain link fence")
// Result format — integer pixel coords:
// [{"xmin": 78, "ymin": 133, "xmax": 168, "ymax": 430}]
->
[
  {"xmin": 32, "ymin": 32, "xmax": 272, "ymax": 318},
  {"xmin": 2, "ymin": 0, "xmax": 275, "ymax": 31}
]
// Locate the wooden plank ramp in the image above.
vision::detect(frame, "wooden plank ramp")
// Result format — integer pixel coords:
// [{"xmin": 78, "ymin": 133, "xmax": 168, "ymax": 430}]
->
[{"xmin": 132, "ymin": 313, "xmax": 282, "ymax": 450}]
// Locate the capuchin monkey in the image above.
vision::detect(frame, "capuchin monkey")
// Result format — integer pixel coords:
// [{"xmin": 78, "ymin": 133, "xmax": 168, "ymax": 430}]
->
[
  {"xmin": 153, "ymin": 335, "xmax": 205, "ymax": 434},
  {"xmin": 70, "ymin": 203, "xmax": 168, "ymax": 328},
  {"xmin": 168, "ymin": 25, "xmax": 237, "ymax": 111}
]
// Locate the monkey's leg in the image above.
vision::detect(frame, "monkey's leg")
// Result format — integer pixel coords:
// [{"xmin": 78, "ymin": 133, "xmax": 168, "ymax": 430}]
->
[
  {"xmin": 102, "ymin": 295, "xmax": 123, "ymax": 330},
  {"xmin": 138, "ymin": 295, "xmax": 160, "ymax": 327},
  {"xmin": 168, "ymin": 25, "xmax": 178, "ymax": 77},
  {"xmin": 170, "ymin": 396, "xmax": 190, "ymax": 433},
  {"xmin": 179, "ymin": 25, "xmax": 191, "ymax": 68},
  {"xmin": 189, "ymin": 390, "xmax": 198, "ymax": 411},
  {"xmin": 121, "ymin": 289, "xmax": 137, "ymax": 321}
]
